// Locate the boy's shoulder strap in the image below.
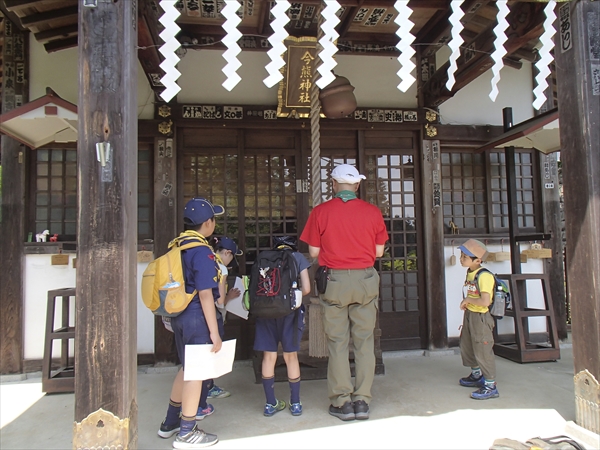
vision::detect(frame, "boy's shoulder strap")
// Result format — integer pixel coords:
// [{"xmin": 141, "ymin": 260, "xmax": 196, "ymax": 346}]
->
[
  {"xmin": 465, "ymin": 267, "xmax": 489, "ymax": 283},
  {"xmin": 473, "ymin": 267, "xmax": 492, "ymax": 280},
  {"xmin": 473, "ymin": 267, "xmax": 495, "ymax": 289},
  {"xmin": 169, "ymin": 231, "xmax": 211, "ymax": 251}
]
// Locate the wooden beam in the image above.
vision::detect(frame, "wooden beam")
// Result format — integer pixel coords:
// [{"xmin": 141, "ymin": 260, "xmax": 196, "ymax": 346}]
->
[
  {"xmin": 256, "ymin": 0, "xmax": 271, "ymax": 36},
  {"xmin": 44, "ymin": 36, "xmax": 78, "ymax": 53},
  {"xmin": 422, "ymin": 2, "xmax": 546, "ymax": 106},
  {"xmin": 338, "ymin": 6, "xmax": 358, "ymax": 39},
  {"xmin": 4, "ymin": 0, "xmax": 43, "ymax": 11},
  {"xmin": 502, "ymin": 56, "xmax": 522, "ymax": 70},
  {"xmin": 21, "ymin": 5, "xmax": 78, "ymax": 27},
  {"xmin": 0, "ymin": 1, "xmax": 29, "ymax": 31},
  {"xmin": 416, "ymin": 0, "xmax": 492, "ymax": 58},
  {"xmin": 282, "ymin": 0, "xmax": 449, "ymax": 7},
  {"xmin": 555, "ymin": 0, "xmax": 600, "ymax": 434},
  {"xmin": 512, "ymin": 47, "xmax": 538, "ymax": 63},
  {"xmin": 436, "ymin": 123, "xmax": 503, "ymax": 148},
  {"xmin": 137, "ymin": 14, "xmax": 162, "ymax": 86},
  {"xmin": 34, "ymin": 24, "xmax": 78, "ymax": 42},
  {"xmin": 74, "ymin": 0, "xmax": 138, "ymax": 446}
]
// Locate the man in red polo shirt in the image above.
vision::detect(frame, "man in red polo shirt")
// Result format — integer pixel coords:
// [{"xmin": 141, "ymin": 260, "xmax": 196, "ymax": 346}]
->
[{"xmin": 300, "ymin": 164, "xmax": 388, "ymax": 421}]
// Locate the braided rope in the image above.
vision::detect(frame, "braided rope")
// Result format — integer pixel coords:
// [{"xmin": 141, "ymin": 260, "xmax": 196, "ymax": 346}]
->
[
  {"xmin": 310, "ymin": 3, "xmax": 324, "ymax": 208},
  {"xmin": 308, "ymin": 3, "xmax": 329, "ymax": 359}
]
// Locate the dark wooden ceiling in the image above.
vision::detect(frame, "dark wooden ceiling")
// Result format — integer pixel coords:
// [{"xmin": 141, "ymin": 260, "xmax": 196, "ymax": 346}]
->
[{"xmin": 0, "ymin": 0, "xmax": 550, "ymax": 107}]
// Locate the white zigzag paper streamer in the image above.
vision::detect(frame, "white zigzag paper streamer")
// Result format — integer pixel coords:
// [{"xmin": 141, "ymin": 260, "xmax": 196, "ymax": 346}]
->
[
  {"xmin": 316, "ymin": 1, "xmax": 341, "ymax": 89},
  {"xmin": 158, "ymin": 0, "xmax": 182, "ymax": 102},
  {"xmin": 445, "ymin": 0, "xmax": 465, "ymax": 91},
  {"xmin": 489, "ymin": 0, "xmax": 510, "ymax": 101},
  {"xmin": 264, "ymin": 0, "xmax": 290, "ymax": 88},
  {"xmin": 394, "ymin": 1, "xmax": 416, "ymax": 92},
  {"xmin": 533, "ymin": 1, "xmax": 557, "ymax": 110},
  {"xmin": 221, "ymin": 0, "xmax": 243, "ymax": 91}
]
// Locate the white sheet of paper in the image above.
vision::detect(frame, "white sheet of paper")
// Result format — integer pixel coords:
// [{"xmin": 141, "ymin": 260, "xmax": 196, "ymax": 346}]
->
[
  {"xmin": 183, "ymin": 339, "xmax": 236, "ymax": 381},
  {"xmin": 225, "ymin": 277, "xmax": 249, "ymax": 320}
]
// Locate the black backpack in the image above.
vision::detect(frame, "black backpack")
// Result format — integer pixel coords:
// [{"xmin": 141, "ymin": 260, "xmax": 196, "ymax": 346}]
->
[{"xmin": 248, "ymin": 247, "xmax": 300, "ymax": 319}]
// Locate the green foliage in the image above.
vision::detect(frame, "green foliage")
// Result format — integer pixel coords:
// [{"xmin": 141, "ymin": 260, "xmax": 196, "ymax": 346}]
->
[{"xmin": 381, "ymin": 249, "xmax": 417, "ymax": 271}]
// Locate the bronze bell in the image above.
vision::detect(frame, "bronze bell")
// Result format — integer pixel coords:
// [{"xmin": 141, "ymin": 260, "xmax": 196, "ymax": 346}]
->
[{"xmin": 319, "ymin": 75, "xmax": 357, "ymax": 119}]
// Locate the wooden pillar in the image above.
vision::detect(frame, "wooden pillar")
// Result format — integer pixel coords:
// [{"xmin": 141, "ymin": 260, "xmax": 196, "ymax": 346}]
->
[
  {"xmin": 555, "ymin": 0, "xmax": 600, "ymax": 434},
  {"xmin": 0, "ymin": 19, "xmax": 28, "ymax": 375},
  {"xmin": 539, "ymin": 151, "xmax": 567, "ymax": 340},
  {"xmin": 153, "ymin": 130, "xmax": 177, "ymax": 363},
  {"xmin": 533, "ymin": 58, "xmax": 568, "ymax": 341},
  {"xmin": 74, "ymin": 0, "xmax": 138, "ymax": 448},
  {"xmin": 422, "ymin": 139, "xmax": 448, "ymax": 349},
  {"xmin": 502, "ymin": 108, "xmax": 522, "ymax": 276}
]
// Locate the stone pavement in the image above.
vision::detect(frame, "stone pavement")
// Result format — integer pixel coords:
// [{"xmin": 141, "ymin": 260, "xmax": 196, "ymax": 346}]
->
[{"xmin": 1, "ymin": 345, "xmax": 598, "ymax": 449}]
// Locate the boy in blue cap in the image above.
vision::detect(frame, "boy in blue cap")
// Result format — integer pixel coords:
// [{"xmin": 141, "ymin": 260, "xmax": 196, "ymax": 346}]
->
[
  {"xmin": 157, "ymin": 198, "xmax": 224, "ymax": 449},
  {"xmin": 253, "ymin": 236, "xmax": 311, "ymax": 417},
  {"xmin": 458, "ymin": 238, "xmax": 499, "ymax": 400}
]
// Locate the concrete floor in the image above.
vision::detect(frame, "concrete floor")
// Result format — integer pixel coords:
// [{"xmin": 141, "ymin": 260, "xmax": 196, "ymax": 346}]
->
[{"xmin": 1, "ymin": 344, "xmax": 599, "ymax": 449}]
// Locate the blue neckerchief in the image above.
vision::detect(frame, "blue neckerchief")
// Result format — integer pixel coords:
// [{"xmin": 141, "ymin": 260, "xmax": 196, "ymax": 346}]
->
[{"xmin": 334, "ymin": 190, "xmax": 357, "ymax": 202}]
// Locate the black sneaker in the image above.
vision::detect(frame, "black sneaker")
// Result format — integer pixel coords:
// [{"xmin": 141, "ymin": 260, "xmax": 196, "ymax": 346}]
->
[
  {"xmin": 354, "ymin": 400, "xmax": 370, "ymax": 420},
  {"xmin": 329, "ymin": 401, "xmax": 355, "ymax": 421},
  {"xmin": 459, "ymin": 373, "xmax": 485, "ymax": 387},
  {"xmin": 157, "ymin": 421, "xmax": 180, "ymax": 439}
]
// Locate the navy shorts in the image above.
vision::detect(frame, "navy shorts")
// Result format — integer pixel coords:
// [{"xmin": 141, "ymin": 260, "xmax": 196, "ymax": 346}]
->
[
  {"xmin": 253, "ymin": 306, "xmax": 305, "ymax": 353},
  {"xmin": 171, "ymin": 301, "xmax": 224, "ymax": 367}
]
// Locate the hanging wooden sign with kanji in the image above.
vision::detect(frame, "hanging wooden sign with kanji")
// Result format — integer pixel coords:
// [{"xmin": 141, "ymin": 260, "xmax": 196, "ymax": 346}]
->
[{"xmin": 277, "ymin": 37, "xmax": 317, "ymax": 118}]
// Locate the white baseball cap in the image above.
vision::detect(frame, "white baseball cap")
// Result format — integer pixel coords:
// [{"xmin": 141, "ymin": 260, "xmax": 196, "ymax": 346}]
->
[{"xmin": 331, "ymin": 164, "xmax": 366, "ymax": 184}]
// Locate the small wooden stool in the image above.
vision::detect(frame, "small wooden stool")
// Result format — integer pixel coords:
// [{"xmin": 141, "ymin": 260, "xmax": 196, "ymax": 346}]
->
[{"xmin": 42, "ymin": 288, "xmax": 76, "ymax": 393}]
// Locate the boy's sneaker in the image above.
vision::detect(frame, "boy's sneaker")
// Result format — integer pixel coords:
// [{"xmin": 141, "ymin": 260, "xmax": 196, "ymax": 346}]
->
[
  {"xmin": 196, "ymin": 404, "xmax": 215, "ymax": 420},
  {"xmin": 289, "ymin": 402, "xmax": 303, "ymax": 416},
  {"xmin": 158, "ymin": 421, "xmax": 180, "ymax": 439},
  {"xmin": 263, "ymin": 399, "xmax": 286, "ymax": 417},
  {"xmin": 471, "ymin": 384, "xmax": 499, "ymax": 400},
  {"xmin": 354, "ymin": 400, "xmax": 370, "ymax": 420},
  {"xmin": 173, "ymin": 425, "xmax": 218, "ymax": 449},
  {"xmin": 459, "ymin": 373, "xmax": 485, "ymax": 387},
  {"xmin": 329, "ymin": 401, "xmax": 355, "ymax": 421},
  {"xmin": 207, "ymin": 385, "xmax": 231, "ymax": 399}
]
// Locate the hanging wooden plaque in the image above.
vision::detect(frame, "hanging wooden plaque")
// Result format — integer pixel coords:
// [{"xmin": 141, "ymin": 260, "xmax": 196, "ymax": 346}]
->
[
  {"xmin": 277, "ymin": 37, "xmax": 317, "ymax": 118},
  {"xmin": 51, "ymin": 254, "xmax": 69, "ymax": 266},
  {"xmin": 137, "ymin": 251, "xmax": 154, "ymax": 263}
]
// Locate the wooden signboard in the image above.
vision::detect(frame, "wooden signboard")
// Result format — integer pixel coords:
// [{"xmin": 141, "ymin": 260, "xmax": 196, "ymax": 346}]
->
[
  {"xmin": 522, "ymin": 248, "xmax": 553, "ymax": 259},
  {"xmin": 137, "ymin": 251, "xmax": 153, "ymax": 263},
  {"xmin": 277, "ymin": 37, "xmax": 317, "ymax": 118},
  {"xmin": 51, "ymin": 254, "xmax": 69, "ymax": 266}
]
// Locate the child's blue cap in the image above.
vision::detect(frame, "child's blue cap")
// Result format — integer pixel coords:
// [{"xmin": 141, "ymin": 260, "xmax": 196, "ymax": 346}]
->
[
  {"xmin": 183, "ymin": 198, "xmax": 224, "ymax": 226},
  {"xmin": 216, "ymin": 236, "xmax": 243, "ymax": 256}
]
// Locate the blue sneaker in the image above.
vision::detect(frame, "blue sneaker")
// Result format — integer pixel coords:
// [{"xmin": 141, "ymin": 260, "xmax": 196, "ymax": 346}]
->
[
  {"xmin": 289, "ymin": 402, "xmax": 302, "ymax": 416},
  {"xmin": 459, "ymin": 373, "xmax": 485, "ymax": 387},
  {"xmin": 264, "ymin": 399, "xmax": 286, "ymax": 417},
  {"xmin": 207, "ymin": 385, "xmax": 231, "ymax": 399},
  {"xmin": 471, "ymin": 384, "xmax": 499, "ymax": 400},
  {"xmin": 196, "ymin": 404, "xmax": 215, "ymax": 420}
]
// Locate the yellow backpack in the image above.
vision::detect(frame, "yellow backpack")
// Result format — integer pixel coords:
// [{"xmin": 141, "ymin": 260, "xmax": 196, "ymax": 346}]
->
[{"xmin": 141, "ymin": 232, "xmax": 217, "ymax": 317}]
